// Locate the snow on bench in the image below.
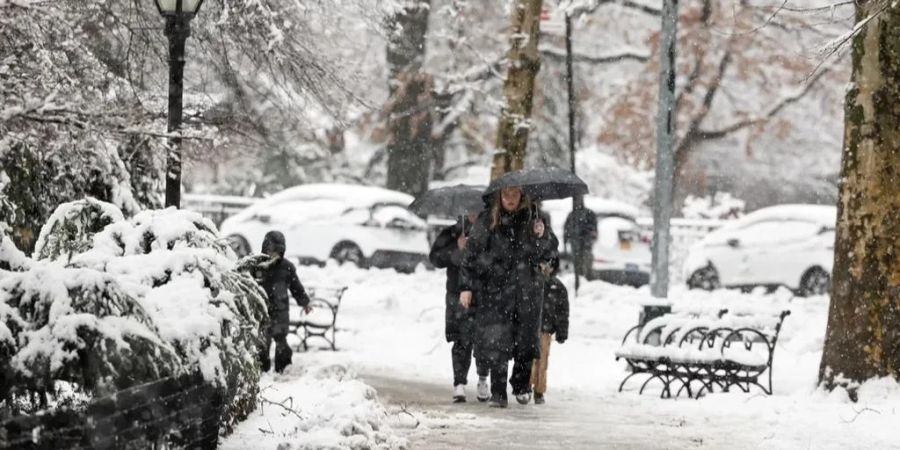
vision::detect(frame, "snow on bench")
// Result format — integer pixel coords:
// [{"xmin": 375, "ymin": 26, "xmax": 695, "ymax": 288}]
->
[{"xmin": 615, "ymin": 308, "xmax": 791, "ymax": 399}]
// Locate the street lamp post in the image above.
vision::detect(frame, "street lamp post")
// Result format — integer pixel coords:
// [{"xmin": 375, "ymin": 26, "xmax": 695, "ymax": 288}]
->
[{"xmin": 155, "ymin": 0, "xmax": 204, "ymax": 209}]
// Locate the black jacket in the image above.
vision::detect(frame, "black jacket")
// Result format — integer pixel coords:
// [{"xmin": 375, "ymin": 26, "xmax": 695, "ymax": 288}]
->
[
  {"xmin": 460, "ymin": 206, "xmax": 558, "ymax": 362},
  {"xmin": 429, "ymin": 221, "xmax": 477, "ymax": 343},
  {"xmin": 564, "ymin": 208, "xmax": 598, "ymax": 247},
  {"xmin": 542, "ymin": 277, "xmax": 570, "ymax": 342},
  {"xmin": 429, "ymin": 222, "xmax": 465, "ymax": 295},
  {"xmin": 256, "ymin": 232, "xmax": 310, "ymax": 335}
]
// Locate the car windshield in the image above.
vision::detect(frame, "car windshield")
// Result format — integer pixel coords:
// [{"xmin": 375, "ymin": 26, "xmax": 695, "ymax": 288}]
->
[
  {"xmin": 737, "ymin": 220, "xmax": 821, "ymax": 246},
  {"xmin": 371, "ymin": 205, "xmax": 427, "ymax": 229}
]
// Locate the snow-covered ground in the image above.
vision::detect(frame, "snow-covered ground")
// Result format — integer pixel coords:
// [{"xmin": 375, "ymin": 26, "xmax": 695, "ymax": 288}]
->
[{"xmin": 225, "ymin": 263, "xmax": 900, "ymax": 449}]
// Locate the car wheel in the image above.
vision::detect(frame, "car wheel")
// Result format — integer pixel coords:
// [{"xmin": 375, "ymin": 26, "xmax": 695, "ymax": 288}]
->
[
  {"xmin": 227, "ymin": 235, "xmax": 251, "ymax": 258},
  {"xmin": 798, "ymin": 267, "xmax": 830, "ymax": 297},
  {"xmin": 687, "ymin": 264, "xmax": 720, "ymax": 291},
  {"xmin": 330, "ymin": 242, "xmax": 366, "ymax": 267}
]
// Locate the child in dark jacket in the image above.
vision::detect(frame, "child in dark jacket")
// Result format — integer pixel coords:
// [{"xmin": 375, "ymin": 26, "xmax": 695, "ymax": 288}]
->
[
  {"xmin": 254, "ymin": 231, "xmax": 311, "ymax": 373},
  {"xmin": 529, "ymin": 275, "xmax": 569, "ymax": 404}
]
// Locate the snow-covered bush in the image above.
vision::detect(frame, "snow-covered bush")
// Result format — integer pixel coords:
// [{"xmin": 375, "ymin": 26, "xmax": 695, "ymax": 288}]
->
[
  {"xmin": 682, "ymin": 192, "xmax": 746, "ymax": 220},
  {"xmin": 0, "ymin": 232, "xmax": 31, "ymax": 272},
  {"xmin": 0, "ymin": 267, "xmax": 181, "ymax": 403},
  {"xmin": 32, "ymin": 198, "xmax": 125, "ymax": 262},
  {"xmin": 0, "ymin": 200, "xmax": 268, "ymax": 429}
]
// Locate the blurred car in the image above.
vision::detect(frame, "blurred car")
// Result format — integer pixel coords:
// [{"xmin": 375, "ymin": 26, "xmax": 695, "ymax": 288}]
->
[
  {"xmin": 220, "ymin": 184, "xmax": 430, "ymax": 272},
  {"xmin": 543, "ymin": 197, "xmax": 651, "ymax": 287},
  {"xmin": 682, "ymin": 204, "xmax": 836, "ymax": 296}
]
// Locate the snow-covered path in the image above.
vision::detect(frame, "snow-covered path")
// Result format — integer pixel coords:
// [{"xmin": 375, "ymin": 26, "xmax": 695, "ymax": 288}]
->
[
  {"xmin": 364, "ymin": 373, "xmax": 740, "ymax": 449},
  {"xmin": 223, "ymin": 264, "xmax": 900, "ymax": 449}
]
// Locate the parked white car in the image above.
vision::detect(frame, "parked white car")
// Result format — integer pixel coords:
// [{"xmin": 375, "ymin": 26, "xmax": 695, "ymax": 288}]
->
[
  {"xmin": 543, "ymin": 196, "xmax": 651, "ymax": 287},
  {"xmin": 682, "ymin": 204, "xmax": 836, "ymax": 296},
  {"xmin": 220, "ymin": 184, "xmax": 430, "ymax": 272}
]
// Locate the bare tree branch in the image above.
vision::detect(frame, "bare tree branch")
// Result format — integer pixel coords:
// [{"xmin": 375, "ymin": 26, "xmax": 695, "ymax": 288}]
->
[
  {"xmin": 693, "ymin": 65, "xmax": 832, "ymax": 141},
  {"xmin": 540, "ymin": 45, "xmax": 651, "ymax": 64},
  {"xmin": 577, "ymin": 0, "xmax": 662, "ymax": 16}
]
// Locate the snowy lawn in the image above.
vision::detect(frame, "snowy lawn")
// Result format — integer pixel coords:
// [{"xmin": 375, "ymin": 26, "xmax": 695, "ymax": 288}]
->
[{"xmin": 226, "ymin": 262, "xmax": 900, "ymax": 449}]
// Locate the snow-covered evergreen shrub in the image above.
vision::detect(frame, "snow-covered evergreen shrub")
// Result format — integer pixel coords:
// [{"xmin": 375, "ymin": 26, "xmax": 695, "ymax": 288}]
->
[
  {"xmin": 0, "ymin": 201, "xmax": 267, "ymax": 430},
  {"xmin": 682, "ymin": 192, "xmax": 746, "ymax": 220},
  {"xmin": 0, "ymin": 267, "xmax": 182, "ymax": 402},
  {"xmin": 33, "ymin": 198, "xmax": 125, "ymax": 262},
  {"xmin": 0, "ymin": 232, "xmax": 31, "ymax": 272}
]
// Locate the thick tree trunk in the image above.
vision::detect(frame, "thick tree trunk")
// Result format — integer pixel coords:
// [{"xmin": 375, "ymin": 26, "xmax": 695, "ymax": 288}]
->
[
  {"xmin": 818, "ymin": 3, "xmax": 900, "ymax": 395},
  {"xmin": 385, "ymin": 72, "xmax": 434, "ymax": 197},
  {"xmin": 491, "ymin": 0, "xmax": 544, "ymax": 180},
  {"xmin": 385, "ymin": 0, "xmax": 432, "ymax": 196}
]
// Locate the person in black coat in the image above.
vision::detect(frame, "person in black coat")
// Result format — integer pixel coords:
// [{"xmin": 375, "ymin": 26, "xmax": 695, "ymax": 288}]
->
[
  {"xmin": 529, "ymin": 274, "xmax": 569, "ymax": 404},
  {"xmin": 254, "ymin": 231, "xmax": 311, "ymax": 373},
  {"xmin": 459, "ymin": 186, "xmax": 558, "ymax": 407},
  {"xmin": 564, "ymin": 206, "xmax": 598, "ymax": 279},
  {"xmin": 430, "ymin": 214, "xmax": 490, "ymax": 403}
]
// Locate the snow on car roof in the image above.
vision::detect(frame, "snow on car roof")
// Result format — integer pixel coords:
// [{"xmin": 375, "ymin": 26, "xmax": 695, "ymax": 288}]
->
[
  {"xmin": 729, "ymin": 204, "xmax": 837, "ymax": 229},
  {"xmin": 263, "ymin": 183, "xmax": 415, "ymax": 206},
  {"xmin": 225, "ymin": 184, "xmax": 416, "ymax": 224},
  {"xmin": 542, "ymin": 196, "xmax": 640, "ymax": 219}
]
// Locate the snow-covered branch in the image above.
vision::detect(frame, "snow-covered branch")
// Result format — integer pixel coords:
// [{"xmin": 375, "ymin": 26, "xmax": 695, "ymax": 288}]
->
[{"xmin": 540, "ymin": 45, "xmax": 651, "ymax": 65}]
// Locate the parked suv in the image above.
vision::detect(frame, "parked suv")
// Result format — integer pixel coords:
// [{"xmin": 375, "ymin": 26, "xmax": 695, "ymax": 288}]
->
[
  {"xmin": 220, "ymin": 184, "xmax": 430, "ymax": 272},
  {"xmin": 682, "ymin": 204, "xmax": 836, "ymax": 296}
]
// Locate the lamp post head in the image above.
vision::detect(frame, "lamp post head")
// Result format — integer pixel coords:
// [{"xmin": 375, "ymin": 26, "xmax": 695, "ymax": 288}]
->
[{"xmin": 154, "ymin": 0, "xmax": 204, "ymax": 18}]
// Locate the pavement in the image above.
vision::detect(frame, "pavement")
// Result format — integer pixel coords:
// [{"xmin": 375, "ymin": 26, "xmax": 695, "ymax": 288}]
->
[{"xmin": 361, "ymin": 374, "xmax": 759, "ymax": 450}]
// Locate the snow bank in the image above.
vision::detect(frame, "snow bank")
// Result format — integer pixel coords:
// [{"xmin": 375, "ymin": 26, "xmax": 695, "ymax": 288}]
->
[{"xmin": 223, "ymin": 363, "xmax": 408, "ymax": 450}]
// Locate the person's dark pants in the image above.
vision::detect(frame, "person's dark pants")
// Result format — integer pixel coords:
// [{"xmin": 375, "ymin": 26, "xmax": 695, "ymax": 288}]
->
[
  {"xmin": 486, "ymin": 356, "xmax": 509, "ymax": 400},
  {"xmin": 510, "ymin": 356, "xmax": 535, "ymax": 395},
  {"xmin": 259, "ymin": 330, "xmax": 292, "ymax": 373},
  {"xmin": 452, "ymin": 317, "xmax": 489, "ymax": 385}
]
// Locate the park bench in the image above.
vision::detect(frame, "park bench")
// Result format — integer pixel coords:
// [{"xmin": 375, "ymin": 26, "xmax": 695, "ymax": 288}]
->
[
  {"xmin": 615, "ymin": 306, "xmax": 790, "ymax": 399},
  {"xmin": 288, "ymin": 286, "xmax": 348, "ymax": 351}
]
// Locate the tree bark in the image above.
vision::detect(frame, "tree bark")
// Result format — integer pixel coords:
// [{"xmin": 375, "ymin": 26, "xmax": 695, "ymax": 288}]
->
[
  {"xmin": 491, "ymin": 0, "xmax": 544, "ymax": 180},
  {"xmin": 819, "ymin": 2, "xmax": 900, "ymax": 395},
  {"xmin": 385, "ymin": 0, "xmax": 432, "ymax": 196}
]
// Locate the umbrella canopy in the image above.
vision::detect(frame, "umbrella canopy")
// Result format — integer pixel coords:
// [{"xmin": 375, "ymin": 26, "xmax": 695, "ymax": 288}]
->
[
  {"xmin": 409, "ymin": 184, "xmax": 487, "ymax": 218},
  {"xmin": 483, "ymin": 167, "xmax": 588, "ymax": 202}
]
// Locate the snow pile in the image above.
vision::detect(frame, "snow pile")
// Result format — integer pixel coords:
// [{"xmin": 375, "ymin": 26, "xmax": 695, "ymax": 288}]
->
[
  {"xmin": 0, "ymin": 200, "xmax": 267, "ymax": 428},
  {"xmin": 682, "ymin": 192, "xmax": 746, "ymax": 220},
  {"xmin": 224, "ymin": 364, "xmax": 408, "ymax": 450}
]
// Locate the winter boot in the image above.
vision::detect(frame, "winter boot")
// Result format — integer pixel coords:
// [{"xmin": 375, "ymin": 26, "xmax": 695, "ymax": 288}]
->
[
  {"xmin": 453, "ymin": 385, "xmax": 466, "ymax": 403},
  {"xmin": 488, "ymin": 393, "xmax": 508, "ymax": 408},
  {"xmin": 476, "ymin": 377, "xmax": 490, "ymax": 402},
  {"xmin": 534, "ymin": 393, "xmax": 545, "ymax": 405},
  {"xmin": 515, "ymin": 391, "xmax": 532, "ymax": 405}
]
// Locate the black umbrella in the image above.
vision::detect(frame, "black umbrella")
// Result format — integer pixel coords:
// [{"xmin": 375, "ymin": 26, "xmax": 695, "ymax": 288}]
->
[
  {"xmin": 409, "ymin": 184, "xmax": 487, "ymax": 218},
  {"xmin": 483, "ymin": 167, "xmax": 588, "ymax": 202}
]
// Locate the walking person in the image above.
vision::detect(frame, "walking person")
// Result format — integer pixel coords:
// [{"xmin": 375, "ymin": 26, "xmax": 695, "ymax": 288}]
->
[
  {"xmin": 530, "ymin": 273, "xmax": 569, "ymax": 404},
  {"xmin": 459, "ymin": 186, "xmax": 558, "ymax": 408},
  {"xmin": 430, "ymin": 214, "xmax": 490, "ymax": 403},
  {"xmin": 564, "ymin": 206, "xmax": 598, "ymax": 279},
  {"xmin": 253, "ymin": 231, "xmax": 312, "ymax": 373}
]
